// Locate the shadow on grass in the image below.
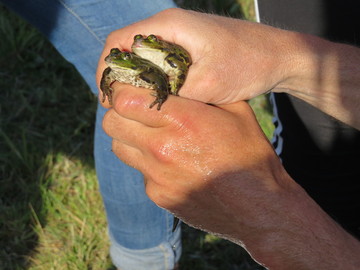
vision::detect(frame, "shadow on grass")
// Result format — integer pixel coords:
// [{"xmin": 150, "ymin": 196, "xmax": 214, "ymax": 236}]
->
[{"xmin": 0, "ymin": 6, "xmax": 98, "ymax": 268}]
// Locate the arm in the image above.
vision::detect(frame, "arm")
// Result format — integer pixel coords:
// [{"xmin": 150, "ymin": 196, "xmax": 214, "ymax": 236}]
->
[
  {"xmin": 273, "ymin": 32, "xmax": 360, "ymax": 129},
  {"xmin": 102, "ymin": 83, "xmax": 360, "ymax": 269},
  {"xmin": 97, "ymin": 8, "xmax": 360, "ymax": 129}
]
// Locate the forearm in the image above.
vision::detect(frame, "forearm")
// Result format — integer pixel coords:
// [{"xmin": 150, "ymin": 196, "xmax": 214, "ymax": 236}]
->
[
  {"xmin": 227, "ymin": 174, "xmax": 360, "ymax": 269},
  {"xmin": 275, "ymin": 32, "xmax": 360, "ymax": 129}
]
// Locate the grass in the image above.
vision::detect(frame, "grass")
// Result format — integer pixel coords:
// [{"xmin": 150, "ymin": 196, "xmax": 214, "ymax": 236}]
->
[{"xmin": 0, "ymin": 1, "xmax": 272, "ymax": 269}]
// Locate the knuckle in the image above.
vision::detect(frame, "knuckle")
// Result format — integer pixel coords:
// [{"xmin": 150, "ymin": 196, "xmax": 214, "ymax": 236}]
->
[{"xmin": 151, "ymin": 139, "xmax": 177, "ymax": 164}]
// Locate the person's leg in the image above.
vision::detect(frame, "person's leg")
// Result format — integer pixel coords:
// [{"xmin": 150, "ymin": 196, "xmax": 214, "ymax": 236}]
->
[
  {"xmin": 2, "ymin": 0, "xmax": 177, "ymax": 94},
  {"xmin": 95, "ymin": 104, "xmax": 181, "ymax": 269},
  {"xmin": 2, "ymin": 0, "xmax": 181, "ymax": 269}
]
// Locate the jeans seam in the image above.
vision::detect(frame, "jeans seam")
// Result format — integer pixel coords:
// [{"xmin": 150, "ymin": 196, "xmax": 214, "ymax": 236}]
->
[
  {"xmin": 56, "ymin": 0, "xmax": 104, "ymax": 45},
  {"xmin": 159, "ymin": 243, "xmax": 172, "ymax": 270}
]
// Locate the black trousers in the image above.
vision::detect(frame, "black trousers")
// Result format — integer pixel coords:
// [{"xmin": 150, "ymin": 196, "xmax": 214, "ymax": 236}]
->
[{"xmin": 258, "ymin": 0, "xmax": 360, "ymax": 238}]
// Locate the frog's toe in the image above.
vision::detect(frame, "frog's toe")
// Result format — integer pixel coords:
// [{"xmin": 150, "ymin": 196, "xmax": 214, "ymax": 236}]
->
[
  {"xmin": 149, "ymin": 91, "xmax": 168, "ymax": 110},
  {"xmin": 149, "ymin": 96, "xmax": 166, "ymax": 110},
  {"xmin": 149, "ymin": 99, "xmax": 161, "ymax": 110}
]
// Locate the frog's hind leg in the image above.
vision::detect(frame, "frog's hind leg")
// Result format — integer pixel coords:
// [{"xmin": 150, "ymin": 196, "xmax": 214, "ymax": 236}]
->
[{"xmin": 139, "ymin": 70, "xmax": 169, "ymax": 110}]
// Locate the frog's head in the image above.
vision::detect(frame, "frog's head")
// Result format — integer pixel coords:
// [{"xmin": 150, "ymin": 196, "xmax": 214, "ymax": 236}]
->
[
  {"xmin": 132, "ymin": 34, "xmax": 164, "ymax": 51},
  {"xmin": 105, "ymin": 48, "xmax": 140, "ymax": 70}
]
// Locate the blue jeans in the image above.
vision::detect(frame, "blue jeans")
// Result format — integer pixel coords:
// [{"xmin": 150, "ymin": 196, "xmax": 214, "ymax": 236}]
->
[{"xmin": 2, "ymin": 0, "xmax": 180, "ymax": 269}]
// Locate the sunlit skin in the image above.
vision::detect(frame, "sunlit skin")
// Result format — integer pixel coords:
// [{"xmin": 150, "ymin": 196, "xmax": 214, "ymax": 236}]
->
[
  {"xmin": 102, "ymin": 83, "xmax": 289, "ymax": 236},
  {"xmin": 97, "ymin": 8, "xmax": 360, "ymax": 128},
  {"xmin": 101, "ymin": 83, "xmax": 360, "ymax": 269},
  {"xmin": 97, "ymin": 8, "xmax": 360, "ymax": 269}
]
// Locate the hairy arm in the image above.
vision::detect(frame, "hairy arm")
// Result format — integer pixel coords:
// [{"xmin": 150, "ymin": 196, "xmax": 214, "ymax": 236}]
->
[
  {"xmin": 97, "ymin": 8, "xmax": 360, "ymax": 269},
  {"xmin": 102, "ymin": 84, "xmax": 360, "ymax": 269},
  {"xmin": 273, "ymin": 32, "xmax": 360, "ymax": 129}
]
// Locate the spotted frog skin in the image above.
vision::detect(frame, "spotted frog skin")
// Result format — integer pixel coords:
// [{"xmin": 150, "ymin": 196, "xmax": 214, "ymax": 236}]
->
[
  {"xmin": 132, "ymin": 34, "xmax": 192, "ymax": 96},
  {"xmin": 100, "ymin": 48, "xmax": 169, "ymax": 110}
]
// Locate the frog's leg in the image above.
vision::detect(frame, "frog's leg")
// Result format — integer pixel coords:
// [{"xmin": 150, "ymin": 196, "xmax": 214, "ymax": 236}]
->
[
  {"xmin": 139, "ymin": 70, "xmax": 169, "ymax": 110},
  {"xmin": 100, "ymin": 67, "xmax": 114, "ymax": 105}
]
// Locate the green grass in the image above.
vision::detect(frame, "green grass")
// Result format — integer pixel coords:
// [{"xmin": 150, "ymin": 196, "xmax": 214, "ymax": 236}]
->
[{"xmin": 0, "ymin": 1, "xmax": 272, "ymax": 269}]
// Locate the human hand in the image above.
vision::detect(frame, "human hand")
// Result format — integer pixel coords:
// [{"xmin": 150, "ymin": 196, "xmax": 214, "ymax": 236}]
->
[
  {"xmin": 102, "ymin": 83, "xmax": 360, "ymax": 269},
  {"xmin": 102, "ymin": 82, "xmax": 293, "ymax": 239},
  {"xmin": 96, "ymin": 8, "xmax": 297, "ymax": 106}
]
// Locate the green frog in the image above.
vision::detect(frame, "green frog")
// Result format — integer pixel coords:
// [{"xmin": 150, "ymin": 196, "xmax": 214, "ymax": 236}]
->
[
  {"xmin": 132, "ymin": 34, "xmax": 192, "ymax": 96},
  {"xmin": 100, "ymin": 48, "xmax": 169, "ymax": 110}
]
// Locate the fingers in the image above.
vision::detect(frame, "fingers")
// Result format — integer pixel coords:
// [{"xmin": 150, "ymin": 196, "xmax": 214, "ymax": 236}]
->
[
  {"xmin": 109, "ymin": 80, "xmax": 210, "ymax": 130},
  {"xmin": 102, "ymin": 8, "xmax": 191, "ymax": 52},
  {"xmin": 102, "ymin": 83, "xmax": 187, "ymax": 159},
  {"xmin": 111, "ymin": 139, "xmax": 144, "ymax": 170},
  {"xmin": 108, "ymin": 82, "xmax": 172, "ymax": 126},
  {"xmin": 103, "ymin": 104, "xmax": 158, "ymax": 152}
]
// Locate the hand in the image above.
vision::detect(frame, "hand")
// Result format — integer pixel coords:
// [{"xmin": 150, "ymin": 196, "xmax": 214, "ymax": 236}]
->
[
  {"xmin": 96, "ymin": 8, "xmax": 297, "ymax": 106},
  {"xmin": 102, "ymin": 82, "xmax": 293, "ymax": 240},
  {"xmin": 102, "ymin": 83, "xmax": 360, "ymax": 269}
]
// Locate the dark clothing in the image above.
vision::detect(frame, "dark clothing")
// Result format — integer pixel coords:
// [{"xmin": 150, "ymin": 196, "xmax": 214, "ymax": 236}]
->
[{"xmin": 258, "ymin": 0, "xmax": 360, "ymax": 238}]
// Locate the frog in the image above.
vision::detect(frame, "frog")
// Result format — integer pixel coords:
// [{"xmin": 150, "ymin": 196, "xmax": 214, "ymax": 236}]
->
[
  {"xmin": 100, "ymin": 48, "xmax": 170, "ymax": 110},
  {"xmin": 132, "ymin": 34, "xmax": 192, "ymax": 96}
]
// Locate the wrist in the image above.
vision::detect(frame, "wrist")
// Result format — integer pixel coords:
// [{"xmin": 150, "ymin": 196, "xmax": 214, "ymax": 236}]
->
[
  {"xmin": 273, "ymin": 32, "xmax": 333, "ymax": 95},
  {"xmin": 273, "ymin": 31, "xmax": 360, "ymax": 128}
]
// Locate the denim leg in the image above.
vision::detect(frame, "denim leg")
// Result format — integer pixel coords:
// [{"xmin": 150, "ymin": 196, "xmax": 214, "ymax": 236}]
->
[
  {"xmin": 96, "ymin": 105, "xmax": 182, "ymax": 270},
  {"xmin": 2, "ymin": 0, "xmax": 176, "ymax": 94},
  {"xmin": 2, "ymin": 0, "xmax": 181, "ymax": 269}
]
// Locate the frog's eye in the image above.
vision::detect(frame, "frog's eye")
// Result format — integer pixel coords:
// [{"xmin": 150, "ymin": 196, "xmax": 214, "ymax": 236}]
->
[
  {"xmin": 148, "ymin": 34, "xmax": 158, "ymax": 42},
  {"xmin": 121, "ymin": 52, "xmax": 132, "ymax": 60},
  {"xmin": 134, "ymin": 34, "xmax": 143, "ymax": 41}
]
